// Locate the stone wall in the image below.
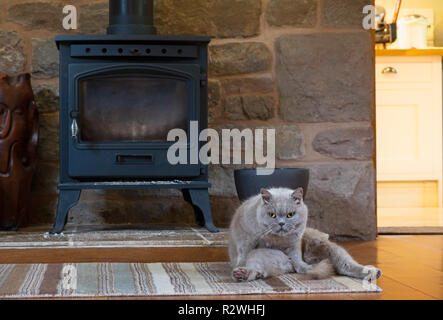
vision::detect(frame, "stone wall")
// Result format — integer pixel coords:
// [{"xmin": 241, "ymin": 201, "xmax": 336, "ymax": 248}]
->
[{"xmin": 0, "ymin": 0, "xmax": 376, "ymax": 240}]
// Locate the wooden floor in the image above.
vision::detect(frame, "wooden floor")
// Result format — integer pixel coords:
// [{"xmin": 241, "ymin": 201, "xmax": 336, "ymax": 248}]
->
[{"xmin": 1, "ymin": 235, "xmax": 441, "ymax": 300}]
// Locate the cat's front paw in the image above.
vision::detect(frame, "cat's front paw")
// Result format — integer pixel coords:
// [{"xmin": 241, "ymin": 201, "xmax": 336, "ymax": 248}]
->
[
  {"xmin": 292, "ymin": 261, "xmax": 313, "ymax": 274},
  {"xmin": 232, "ymin": 267, "xmax": 264, "ymax": 282}
]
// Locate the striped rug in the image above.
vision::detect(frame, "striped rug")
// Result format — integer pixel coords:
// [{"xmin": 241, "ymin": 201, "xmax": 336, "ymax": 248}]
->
[{"xmin": 0, "ymin": 262, "xmax": 382, "ymax": 298}]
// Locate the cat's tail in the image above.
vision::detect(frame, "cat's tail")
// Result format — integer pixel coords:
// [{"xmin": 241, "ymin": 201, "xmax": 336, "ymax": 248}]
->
[{"xmin": 298, "ymin": 259, "xmax": 335, "ymax": 280}]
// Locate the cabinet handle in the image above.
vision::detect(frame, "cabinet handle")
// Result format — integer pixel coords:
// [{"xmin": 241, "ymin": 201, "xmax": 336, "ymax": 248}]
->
[{"xmin": 382, "ymin": 66, "xmax": 398, "ymax": 74}]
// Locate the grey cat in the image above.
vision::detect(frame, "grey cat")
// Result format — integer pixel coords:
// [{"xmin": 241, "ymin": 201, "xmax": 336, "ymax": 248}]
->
[{"xmin": 229, "ymin": 187, "xmax": 382, "ymax": 282}]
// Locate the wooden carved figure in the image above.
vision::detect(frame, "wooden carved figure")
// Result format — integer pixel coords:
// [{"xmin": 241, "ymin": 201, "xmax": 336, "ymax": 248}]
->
[{"xmin": 0, "ymin": 74, "xmax": 38, "ymax": 230}]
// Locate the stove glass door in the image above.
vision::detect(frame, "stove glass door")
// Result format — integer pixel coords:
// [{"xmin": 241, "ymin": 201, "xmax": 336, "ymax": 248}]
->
[{"xmin": 79, "ymin": 76, "xmax": 188, "ymax": 142}]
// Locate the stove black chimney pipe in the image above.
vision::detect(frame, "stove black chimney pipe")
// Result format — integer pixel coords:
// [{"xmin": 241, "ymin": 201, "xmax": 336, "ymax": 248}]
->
[{"xmin": 107, "ymin": 0, "xmax": 156, "ymax": 35}]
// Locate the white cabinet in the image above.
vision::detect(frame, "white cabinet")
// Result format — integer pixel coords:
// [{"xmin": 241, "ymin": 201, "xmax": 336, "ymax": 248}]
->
[{"xmin": 376, "ymin": 55, "xmax": 442, "ymax": 207}]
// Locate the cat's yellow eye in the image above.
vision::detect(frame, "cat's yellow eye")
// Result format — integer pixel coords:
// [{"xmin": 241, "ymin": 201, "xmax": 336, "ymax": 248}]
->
[
  {"xmin": 287, "ymin": 212, "xmax": 295, "ymax": 218},
  {"xmin": 269, "ymin": 212, "xmax": 277, "ymax": 219}
]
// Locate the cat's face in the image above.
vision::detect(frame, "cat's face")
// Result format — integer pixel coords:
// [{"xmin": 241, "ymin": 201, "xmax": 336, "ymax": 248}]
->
[{"xmin": 258, "ymin": 188, "xmax": 308, "ymax": 236}]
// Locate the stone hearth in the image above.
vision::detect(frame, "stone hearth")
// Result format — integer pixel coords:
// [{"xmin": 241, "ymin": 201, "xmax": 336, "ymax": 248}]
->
[{"xmin": 0, "ymin": 225, "xmax": 228, "ymax": 249}]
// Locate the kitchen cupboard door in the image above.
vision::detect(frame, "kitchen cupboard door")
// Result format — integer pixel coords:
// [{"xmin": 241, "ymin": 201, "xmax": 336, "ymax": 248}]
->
[
  {"xmin": 376, "ymin": 55, "xmax": 442, "ymax": 207},
  {"xmin": 376, "ymin": 87, "xmax": 438, "ymax": 180}
]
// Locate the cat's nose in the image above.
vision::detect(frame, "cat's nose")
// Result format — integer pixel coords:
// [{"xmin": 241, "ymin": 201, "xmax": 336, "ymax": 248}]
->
[{"xmin": 279, "ymin": 222, "xmax": 285, "ymax": 227}]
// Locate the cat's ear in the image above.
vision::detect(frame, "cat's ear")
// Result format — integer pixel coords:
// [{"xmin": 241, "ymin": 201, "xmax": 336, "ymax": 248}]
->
[
  {"xmin": 292, "ymin": 187, "xmax": 303, "ymax": 201},
  {"xmin": 260, "ymin": 188, "xmax": 272, "ymax": 204}
]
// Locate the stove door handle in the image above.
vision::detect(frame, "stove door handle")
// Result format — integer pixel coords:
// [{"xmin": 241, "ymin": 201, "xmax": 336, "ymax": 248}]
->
[
  {"xmin": 71, "ymin": 119, "xmax": 78, "ymax": 139},
  {"xmin": 116, "ymin": 155, "xmax": 154, "ymax": 165}
]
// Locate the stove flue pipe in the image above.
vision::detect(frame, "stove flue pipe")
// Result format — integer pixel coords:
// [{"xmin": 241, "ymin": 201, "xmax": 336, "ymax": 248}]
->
[{"xmin": 107, "ymin": 0, "xmax": 156, "ymax": 35}]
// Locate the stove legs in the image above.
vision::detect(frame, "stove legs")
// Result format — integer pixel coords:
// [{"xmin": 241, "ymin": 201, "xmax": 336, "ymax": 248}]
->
[
  {"xmin": 49, "ymin": 186, "xmax": 218, "ymax": 234},
  {"xmin": 182, "ymin": 189, "xmax": 204, "ymax": 227},
  {"xmin": 183, "ymin": 189, "xmax": 219, "ymax": 233},
  {"xmin": 50, "ymin": 189, "xmax": 81, "ymax": 234}
]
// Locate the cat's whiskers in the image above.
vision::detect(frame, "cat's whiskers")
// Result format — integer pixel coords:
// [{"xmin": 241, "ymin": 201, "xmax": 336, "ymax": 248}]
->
[{"xmin": 255, "ymin": 225, "xmax": 274, "ymax": 240}]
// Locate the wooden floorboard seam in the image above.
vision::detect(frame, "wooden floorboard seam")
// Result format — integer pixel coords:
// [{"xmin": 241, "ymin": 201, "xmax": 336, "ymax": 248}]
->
[{"xmin": 382, "ymin": 274, "xmax": 439, "ymax": 300}]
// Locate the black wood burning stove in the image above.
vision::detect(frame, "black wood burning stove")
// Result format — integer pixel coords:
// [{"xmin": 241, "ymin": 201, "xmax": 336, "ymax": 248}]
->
[{"xmin": 50, "ymin": 0, "xmax": 218, "ymax": 233}]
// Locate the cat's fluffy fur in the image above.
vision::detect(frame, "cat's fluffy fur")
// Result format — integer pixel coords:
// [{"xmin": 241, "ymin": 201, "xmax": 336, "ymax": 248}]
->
[{"xmin": 229, "ymin": 187, "xmax": 382, "ymax": 282}]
